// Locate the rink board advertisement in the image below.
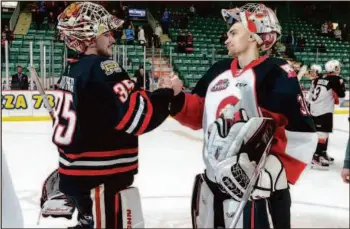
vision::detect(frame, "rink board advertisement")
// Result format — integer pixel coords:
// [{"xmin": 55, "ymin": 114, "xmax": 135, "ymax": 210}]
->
[
  {"xmin": 2, "ymin": 90, "xmax": 56, "ymax": 121},
  {"xmin": 1, "ymin": 90, "xmax": 349, "ymax": 121}
]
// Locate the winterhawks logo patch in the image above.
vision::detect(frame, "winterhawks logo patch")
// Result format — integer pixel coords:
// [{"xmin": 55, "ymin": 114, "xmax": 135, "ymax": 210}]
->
[
  {"xmin": 211, "ymin": 79, "xmax": 229, "ymax": 92},
  {"xmin": 280, "ymin": 64, "xmax": 297, "ymax": 78}
]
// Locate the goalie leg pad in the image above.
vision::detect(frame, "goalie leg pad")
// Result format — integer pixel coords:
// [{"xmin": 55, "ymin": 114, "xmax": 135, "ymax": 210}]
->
[
  {"xmin": 68, "ymin": 185, "xmax": 144, "ymax": 229},
  {"xmin": 191, "ymin": 173, "xmax": 243, "ymax": 228}
]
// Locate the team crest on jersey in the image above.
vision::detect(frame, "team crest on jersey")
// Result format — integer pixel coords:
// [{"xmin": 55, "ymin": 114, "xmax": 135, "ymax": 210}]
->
[
  {"xmin": 280, "ymin": 64, "xmax": 296, "ymax": 78},
  {"xmin": 211, "ymin": 79, "xmax": 229, "ymax": 92},
  {"xmin": 100, "ymin": 60, "xmax": 122, "ymax": 75},
  {"xmin": 216, "ymin": 96, "xmax": 240, "ymax": 119}
]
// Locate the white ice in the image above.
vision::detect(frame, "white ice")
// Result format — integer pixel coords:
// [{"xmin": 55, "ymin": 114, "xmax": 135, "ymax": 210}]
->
[{"xmin": 2, "ymin": 115, "xmax": 349, "ymax": 228}]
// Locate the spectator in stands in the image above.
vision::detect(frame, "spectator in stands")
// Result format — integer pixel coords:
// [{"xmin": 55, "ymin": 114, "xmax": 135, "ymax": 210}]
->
[
  {"xmin": 138, "ymin": 26, "xmax": 146, "ymax": 46},
  {"xmin": 1, "ymin": 32, "xmax": 6, "ymax": 63},
  {"xmin": 143, "ymin": 24, "xmax": 153, "ymax": 48},
  {"xmin": 334, "ymin": 26, "xmax": 342, "ymax": 41},
  {"xmin": 286, "ymin": 30, "xmax": 296, "ymax": 58},
  {"xmin": 179, "ymin": 12, "xmax": 188, "ymax": 30},
  {"xmin": 3, "ymin": 26, "xmax": 13, "ymax": 45},
  {"xmin": 115, "ymin": 27, "xmax": 123, "ymax": 45},
  {"xmin": 321, "ymin": 22, "xmax": 328, "ymax": 35},
  {"xmin": 161, "ymin": 8, "xmax": 170, "ymax": 35},
  {"xmin": 341, "ymin": 24, "xmax": 348, "ymax": 41},
  {"xmin": 11, "ymin": 66, "xmax": 28, "ymax": 90},
  {"xmin": 47, "ymin": 11, "xmax": 57, "ymax": 31},
  {"xmin": 38, "ymin": 2, "xmax": 46, "ymax": 29},
  {"xmin": 189, "ymin": 5, "xmax": 196, "ymax": 20},
  {"xmin": 134, "ymin": 65, "xmax": 150, "ymax": 90},
  {"xmin": 177, "ymin": 30, "xmax": 186, "ymax": 53},
  {"xmin": 186, "ymin": 31, "xmax": 194, "ymax": 53},
  {"xmin": 172, "ymin": 11, "xmax": 180, "ymax": 29},
  {"xmin": 327, "ymin": 21, "xmax": 334, "ymax": 37},
  {"xmin": 297, "ymin": 33, "xmax": 306, "ymax": 52},
  {"xmin": 125, "ymin": 24, "xmax": 135, "ymax": 45},
  {"xmin": 154, "ymin": 23, "xmax": 162, "ymax": 48}
]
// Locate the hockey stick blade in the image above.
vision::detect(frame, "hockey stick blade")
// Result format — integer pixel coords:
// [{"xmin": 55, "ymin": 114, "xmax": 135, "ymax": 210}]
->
[{"xmin": 27, "ymin": 66, "xmax": 55, "ymax": 119}]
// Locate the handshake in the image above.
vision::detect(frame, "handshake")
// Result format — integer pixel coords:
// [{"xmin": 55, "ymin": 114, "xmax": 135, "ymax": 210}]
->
[{"xmin": 157, "ymin": 72, "xmax": 184, "ymax": 96}]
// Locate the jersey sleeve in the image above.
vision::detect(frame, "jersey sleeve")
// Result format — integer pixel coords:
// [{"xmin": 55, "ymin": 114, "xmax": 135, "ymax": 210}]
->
[
  {"xmin": 330, "ymin": 76, "xmax": 346, "ymax": 102},
  {"xmin": 260, "ymin": 60, "xmax": 318, "ymax": 185},
  {"xmin": 170, "ymin": 59, "xmax": 232, "ymax": 130},
  {"xmin": 77, "ymin": 60, "xmax": 173, "ymax": 136}
]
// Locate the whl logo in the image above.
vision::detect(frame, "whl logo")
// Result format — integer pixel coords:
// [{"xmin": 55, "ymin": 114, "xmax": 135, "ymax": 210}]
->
[{"xmin": 211, "ymin": 79, "xmax": 229, "ymax": 92}]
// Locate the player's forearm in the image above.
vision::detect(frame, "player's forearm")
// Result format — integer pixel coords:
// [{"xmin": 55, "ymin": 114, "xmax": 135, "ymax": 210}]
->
[{"xmin": 169, "ymin": 92, "xmax": 204, "ymax": 130}]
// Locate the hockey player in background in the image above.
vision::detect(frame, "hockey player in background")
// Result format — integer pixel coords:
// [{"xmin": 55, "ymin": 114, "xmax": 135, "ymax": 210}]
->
[
  {"xmin": 39, "ymin": 2, "xmax": 179, "ymax": 229},
  {"xmin": 167, "ymin": 3, "xmax": 317, "ymax": 228},
  {"xmin": 309, "ymin": 60, "xmax": 346, "ymax": 169},
  {"xmin": 307, "ymin": 64, "xmax": 323, "ymax": 105}
]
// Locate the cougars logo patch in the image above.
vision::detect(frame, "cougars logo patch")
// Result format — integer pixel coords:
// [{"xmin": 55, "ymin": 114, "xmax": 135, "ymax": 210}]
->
[
  {"xmin": 211, "ymin": 79, "xmax": 229, "ymax": 92},
  {"xmin": 100, "ymin": 60, "xmax": 122, "ymax": 75}
]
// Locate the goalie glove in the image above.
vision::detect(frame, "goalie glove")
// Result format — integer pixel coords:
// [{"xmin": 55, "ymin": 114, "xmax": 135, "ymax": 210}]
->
[
  {"xmin": 39, "ymin": 169, "xmax": 75, "ymax": 220},
  {"xmin": 212, "ymin": 116, "xmax": 288, "ymax": 201},
  {"xmin": 203, "ymin": 109, "xmax": 250, "ymax": 181}
]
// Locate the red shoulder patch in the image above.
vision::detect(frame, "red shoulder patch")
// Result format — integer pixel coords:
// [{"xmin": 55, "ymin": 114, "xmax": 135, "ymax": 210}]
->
[{"xmin": 280, "ymin": 64, "xmax": 297, "ymax": 78}]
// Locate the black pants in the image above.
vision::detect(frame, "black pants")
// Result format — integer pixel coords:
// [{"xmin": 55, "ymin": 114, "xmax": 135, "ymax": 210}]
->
[
  {"xmin": 243, "ymin": 189, "xmax": 291, "ymax": 229},
  {"xmin": 66, "ymin": 178, "xmax": 133, "ymax": 229}
]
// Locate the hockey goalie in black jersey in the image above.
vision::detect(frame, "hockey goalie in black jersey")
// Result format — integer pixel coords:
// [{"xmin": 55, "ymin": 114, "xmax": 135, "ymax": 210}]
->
[
  {"xmin": 38, "ymin": 2, "xmax": 180, "ymax": 228},
  {"xmin": 165, "ymin": 3, "xmax": 318, "ymax": 229},
  {"xmin": 309, "ymin": 60, "xmax": 346, "ymax": 169}
]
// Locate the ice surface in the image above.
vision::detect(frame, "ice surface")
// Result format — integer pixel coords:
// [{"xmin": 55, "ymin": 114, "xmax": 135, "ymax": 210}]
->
[{"xmin": 2, "ymin": 115, "xmax": 349, "ymax": 228}]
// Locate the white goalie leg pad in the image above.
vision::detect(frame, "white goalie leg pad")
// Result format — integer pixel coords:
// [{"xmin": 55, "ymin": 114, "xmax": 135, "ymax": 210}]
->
[
  {"xmin": 119, "ymin": 187, "xmax": 144, "ymax": 228},
  {"xmin": 191, "ymin": 174, "xmax": 244, "ymax": 228},
  {"xmin": 192, "ymin": 174, "xmax": 215, "ymax": 228},
  {"xmin": 223, "ymin": 199, "xmax": 243, "ymax": 228}
]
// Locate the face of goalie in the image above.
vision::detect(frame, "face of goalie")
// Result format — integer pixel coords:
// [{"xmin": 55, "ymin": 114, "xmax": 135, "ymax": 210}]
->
[
  {"xmin": 89, "ymin": 31, "xmax": 116, "ymax": 57},
  {"xmin": 225, "ymin": 22, "xmax": 256, "ymax": 57}
]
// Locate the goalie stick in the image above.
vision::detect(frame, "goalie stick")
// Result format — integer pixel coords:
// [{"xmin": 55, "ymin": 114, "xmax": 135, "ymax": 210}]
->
[
  {"xmin": 27, "ymin": 66, "xmax": 55, "ymax": 119},
  {"xmin": 229, "ymin": 119, "xmax": 275, "ymax": 228},
  {"xmin": 229, "ymin": 66, "xmax": 307, "ymax": 228}
]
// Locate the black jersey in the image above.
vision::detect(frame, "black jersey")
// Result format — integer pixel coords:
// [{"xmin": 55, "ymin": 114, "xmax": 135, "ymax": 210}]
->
[{"xmin": 54, "ymin": 55, "xmax": 173, "ymax": 194}]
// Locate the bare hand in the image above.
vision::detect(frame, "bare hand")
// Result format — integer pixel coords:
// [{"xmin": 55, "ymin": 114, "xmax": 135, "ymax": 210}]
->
[
  {"xmin": 341, "ymin": 168, "xmax": 350, "ymax": 183},
  {"xmin": 170, "ymin": 73, "xmax": 184, "ymax": 96}
]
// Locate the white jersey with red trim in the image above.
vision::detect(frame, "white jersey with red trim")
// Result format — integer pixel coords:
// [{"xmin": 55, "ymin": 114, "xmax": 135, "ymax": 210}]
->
[
  {"xmin": 170, "ymin": 56, "xmax": 317, "ymax": 184},
  {"xmin": 309, "ymin": 74, "xmax": 346, "ymax": 117}
]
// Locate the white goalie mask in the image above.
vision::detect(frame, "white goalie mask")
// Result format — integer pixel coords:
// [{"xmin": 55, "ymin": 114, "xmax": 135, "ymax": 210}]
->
[
  {"xmin": 221, "ymin": 3, "xmax": 281, "ymax": 51},
  {"xmin": 325, "ymin": 60, "xmax": 341, "ymax": 74}
]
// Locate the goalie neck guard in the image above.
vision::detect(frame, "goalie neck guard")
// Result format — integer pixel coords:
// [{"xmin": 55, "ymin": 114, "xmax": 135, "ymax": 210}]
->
[
  {"xmin": 57, "ymin": 2, "xmax": 124, "ymax": 53},
  {"xmin": 221, "ymin": 3, "xmax": 281, "ymax": 51}
]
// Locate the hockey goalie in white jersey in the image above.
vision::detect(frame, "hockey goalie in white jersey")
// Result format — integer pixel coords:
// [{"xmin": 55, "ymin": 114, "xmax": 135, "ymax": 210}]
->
[
  {"xmin": 309, "ymin": 60, "xmax": 346, "ymax": 169},
  {"xmin": 167, "ymin": 3, "xmax": 318, "ymax": 229}
]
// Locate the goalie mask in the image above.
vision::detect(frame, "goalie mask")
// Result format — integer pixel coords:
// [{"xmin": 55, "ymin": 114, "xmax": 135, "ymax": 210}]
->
[
  {"xmin": 221, "ymin": 3, "xmax": 281, "ymax": 51},
  {"xmin": 57, "ymin": 2, "xmax": 124, "ymax": 53},
  {"xmin": 325, "ymin": 60, "xmax": 341, "ymax": 74}
]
